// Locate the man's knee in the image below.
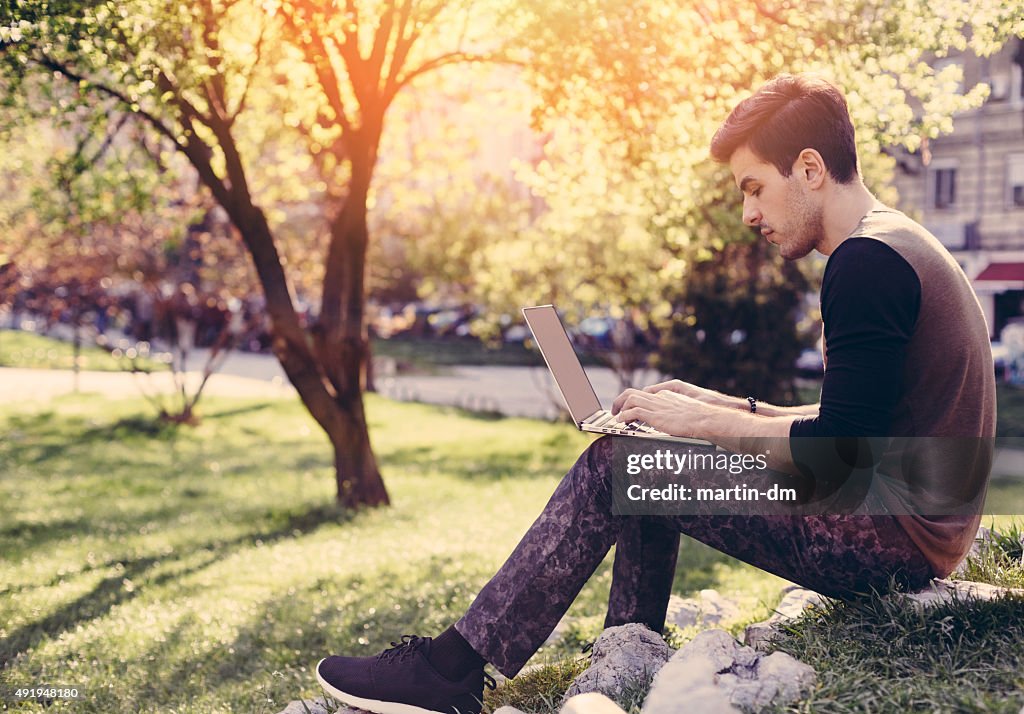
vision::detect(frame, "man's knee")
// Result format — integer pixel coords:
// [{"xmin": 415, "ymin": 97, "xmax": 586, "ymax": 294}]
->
[{"xmin": 566, "ymin": 435, "xmax": 617, "ymax": 499}]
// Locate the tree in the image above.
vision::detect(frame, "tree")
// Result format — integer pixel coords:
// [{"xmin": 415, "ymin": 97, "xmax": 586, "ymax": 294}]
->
[
  {"xmin": 657, "ymin": 238, "xmax": 812, "ymax": 404},
  {"xmin": 0, "ymin": 111, "xmax": 259, "ymax": 416},
  {"xmin": 1, "ymin": 0, "xmax": 515, "ymax": 508},
  {"xmin": 425, "ymin": 0, "xmax": 1022, "ymax": 396}
]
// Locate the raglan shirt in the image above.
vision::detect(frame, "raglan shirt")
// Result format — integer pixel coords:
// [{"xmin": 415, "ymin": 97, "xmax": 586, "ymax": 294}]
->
[{"xmin": 789, "ymin": 206, "xmax": 996, "ymax": 577}]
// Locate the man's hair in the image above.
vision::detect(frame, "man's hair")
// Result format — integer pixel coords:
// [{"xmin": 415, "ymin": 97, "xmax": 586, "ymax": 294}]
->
[{"xmin": 710, "ymin": 73, "xmax": 859, "ymax": 184}]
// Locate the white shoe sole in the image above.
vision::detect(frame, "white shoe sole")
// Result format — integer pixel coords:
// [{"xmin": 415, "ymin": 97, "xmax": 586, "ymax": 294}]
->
[{"xmin": 315, "ymin": 658, "xmax": 447, "ymax": 714}]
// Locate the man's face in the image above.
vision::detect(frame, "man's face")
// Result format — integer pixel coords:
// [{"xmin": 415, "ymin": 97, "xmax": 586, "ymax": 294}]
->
[{"xmin": 728, "ymin": 144, "xmax": 824, "ymax": 260}]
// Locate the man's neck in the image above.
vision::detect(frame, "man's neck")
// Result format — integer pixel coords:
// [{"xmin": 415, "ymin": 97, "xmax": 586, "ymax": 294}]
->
[{"xmin": 816, "ymin": 181, "xmax": 879, "ymax": 256}]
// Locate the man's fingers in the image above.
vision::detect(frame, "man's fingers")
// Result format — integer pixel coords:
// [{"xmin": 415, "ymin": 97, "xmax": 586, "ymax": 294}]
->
[
  {"xmin": 612, "ymin": 387, "xmax": 643, "ymax": 414},
  {"xmin": 621, "ymin": 391, "xmax": 662, "ymax": 411},
  {"xmin": 642, "ymin": 380, "xmax": 680, "ymax": 394},
  {"xmin": 617, "ymin": 406, "xmax": 650, "ymax": 424}
]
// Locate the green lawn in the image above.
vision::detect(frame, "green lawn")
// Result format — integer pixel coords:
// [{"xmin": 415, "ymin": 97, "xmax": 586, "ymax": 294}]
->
[
  {"xmin": 3, "ymin": 389, "xmax": 1024, "ymax": 713},
  {"xmin": 0, "ymin": 329, "xmax": 166, "ymax": 372},
  {"xmin": 0, "ymin": 392, "xmax": 789, "ymax": 713}
]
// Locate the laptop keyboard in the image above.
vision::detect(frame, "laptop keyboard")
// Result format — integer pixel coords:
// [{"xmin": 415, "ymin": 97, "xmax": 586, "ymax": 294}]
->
[{"xmin": 586, "ymin": 411, "xmax": 662, "ymax": 434}]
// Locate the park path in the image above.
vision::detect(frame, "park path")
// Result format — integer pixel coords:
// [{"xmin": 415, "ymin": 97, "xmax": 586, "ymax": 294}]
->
[
  {"xmin": 0, "ymin": 347, "xmax": 662, "ymax": 421},
  {"xmin": 5, "ymin": 356, "xmax": 1024, "ymax": 480}
]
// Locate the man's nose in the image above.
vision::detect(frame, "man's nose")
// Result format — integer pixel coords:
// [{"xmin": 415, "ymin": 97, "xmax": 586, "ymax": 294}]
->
[{"xmin": 742, "ymin": 199, "xmax": 761, "ymax": 227}]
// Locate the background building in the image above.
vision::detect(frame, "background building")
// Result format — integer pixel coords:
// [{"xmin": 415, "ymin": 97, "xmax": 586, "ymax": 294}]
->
[{"xmin": 890, "ymin": 37, "xmax": 1024, "ymax": 338}]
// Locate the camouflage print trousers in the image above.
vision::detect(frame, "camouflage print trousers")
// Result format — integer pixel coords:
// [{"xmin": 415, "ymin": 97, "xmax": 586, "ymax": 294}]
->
[{"xmin": 454, "ymin": 436, "xmax": 934, "ymax": 678}]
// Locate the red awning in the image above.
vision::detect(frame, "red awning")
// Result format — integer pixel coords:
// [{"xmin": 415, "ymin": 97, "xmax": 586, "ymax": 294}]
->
[{"xmin": 975, "ymin": 262, "xmax": 1024, "ymax": 282}]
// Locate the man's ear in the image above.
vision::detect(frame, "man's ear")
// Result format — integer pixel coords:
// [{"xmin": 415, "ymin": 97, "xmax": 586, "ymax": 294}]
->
[{"xmin": 794, "ymin": 149, "xmax": 827, "ymax": 189}]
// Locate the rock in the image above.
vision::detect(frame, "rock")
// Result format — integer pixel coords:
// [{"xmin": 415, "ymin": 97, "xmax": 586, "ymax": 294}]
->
[
  {"xmin": 665, "ymin": 589, "xmax": 742, "ymax": 629},
  {"xmin": 560, "ymin": 692, "xmax": 629, "ymax": 714},
  {"xmin": 275, "ymin": 698, "xmax": 363, "ymax": 714},
  {"xmin": 673, "ymin": 628, "xmax": 749, "ymax": 672},
  {"xmin": 900, "ymin": 578, "xmax": 1024, "ymax": 609},
  {"xmin": 644, "ymin": 629, "xmax": 815, "ymax": 711},
  {"xmin": 642, "ymin": 658, "xmax": 739, "ymax": 714},
  {"xmin": 563, "ymin": 623, "xmax": 674, "ymax": 701},
  {"xmin": 743, "ymin": 586, "xmax": 827, "ymax": 651},
  {"xmin": 493, "ymin": 707, "xmax": 531, "ymax": 714},
  {"xmin": 756, "ymin": 651, "xmax": 818, "ymax": 703}
]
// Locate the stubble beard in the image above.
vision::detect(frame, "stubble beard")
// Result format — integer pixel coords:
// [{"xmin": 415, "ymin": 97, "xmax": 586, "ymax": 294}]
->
[{"xmin": 778, "ymin": 182, "xmax": 824, "ymax": 261}]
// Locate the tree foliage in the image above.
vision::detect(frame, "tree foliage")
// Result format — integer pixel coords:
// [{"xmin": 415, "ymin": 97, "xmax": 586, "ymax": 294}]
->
[
  {"xmin": 1, "ymin": 0, "xmax": 518, "ymax": 508},
  {"xmin": 421, "ymin": 0, "xmax": 1023, "ymax": 393}
]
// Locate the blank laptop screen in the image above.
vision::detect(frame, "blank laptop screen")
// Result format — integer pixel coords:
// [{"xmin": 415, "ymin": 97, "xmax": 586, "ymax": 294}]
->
[{"xmin": 523, "ymin": 305, "xmax": 603, "ymax": 423}]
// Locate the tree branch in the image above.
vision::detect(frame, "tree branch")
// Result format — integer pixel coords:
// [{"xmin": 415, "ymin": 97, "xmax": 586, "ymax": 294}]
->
[
  {"xmin": 368, "ymin": 0, "xmax": 398, "ymax": 87},
  {"xmin": 387, "ymin": 51, "xmax": 521, "ymax": 104},
  {"xmin": 37, "ymin": 56, "xmax": 185, "ymax": 152},
  {"xmin": 381, "ymin": 0, "xmax": 415, "ymax": 93},
  {"xmin": 751, "ymin": 0, "xmax": 790, "ymax": 27},
  {"xmin": 279, "ymin": 3, "xmax": 355, "ymax": 144},
  {"xmin": 230, "ymin": 20, "xmax": 266, "ymax": 124}
]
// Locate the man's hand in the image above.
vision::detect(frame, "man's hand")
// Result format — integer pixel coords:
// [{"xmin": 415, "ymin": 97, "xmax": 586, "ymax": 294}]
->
[
  {"xmin": 611, "ymin": 388, "xmax": 717, "ymax": 439},
  {"xmin": 611, "ymin": 380, "xmax": 744, "ymax": 415},
  {"xmin": 612, "ymin": 384, "xmax": 803, "ymax": 473}
]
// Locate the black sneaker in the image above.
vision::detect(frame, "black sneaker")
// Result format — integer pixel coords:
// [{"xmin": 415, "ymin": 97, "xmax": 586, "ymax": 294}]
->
[{"xmin": 316, "ymin": 635, "xmax": 496, "ymax": 714}]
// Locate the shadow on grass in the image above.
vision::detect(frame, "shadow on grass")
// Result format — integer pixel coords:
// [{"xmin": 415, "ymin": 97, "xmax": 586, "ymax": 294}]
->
[
  {"xmin": 144, "ymin": 556, "xmax": 486, "ymax": 708},
  {"xmin": 383, "ymin": 445, "xmax": 572, "ymax": 481},
  {"xmin": 1, "ymin": 411, "xmax": 182, "ymax": 467},
  {"xmin": 204, "ymin": 402, "xmax": 276, "ymax": 421},
  {"xmin": 0, "ymin": 502, "xmax": 352, "ymax": 667}
]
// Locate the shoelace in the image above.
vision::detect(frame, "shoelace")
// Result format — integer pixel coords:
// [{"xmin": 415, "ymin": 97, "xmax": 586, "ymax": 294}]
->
[
  {"xmin": 377, "ymin": 634, "xmax": 429, "ymax": 663},
  {"xmin": 376, "ymin": 634, "xmax": 498, "ymax": 693}
]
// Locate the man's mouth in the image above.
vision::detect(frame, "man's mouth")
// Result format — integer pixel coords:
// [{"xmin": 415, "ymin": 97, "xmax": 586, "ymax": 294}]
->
[{"xmin": 761, "ymin": 228, "xmax": 775, "ymax": 240}]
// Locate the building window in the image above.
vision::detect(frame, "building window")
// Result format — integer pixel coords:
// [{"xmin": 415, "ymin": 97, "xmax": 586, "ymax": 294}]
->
[
  {"xmin": 931, "ymin": 166, "xmax": 957, "ymax": 209},
  {"xmin": 1013, "ymin": 38, "xmax": 1024, "ymax": 106},
  {"xmin": 1009, "ymin": 154, "xmax": 1024, "ymax": 209}
]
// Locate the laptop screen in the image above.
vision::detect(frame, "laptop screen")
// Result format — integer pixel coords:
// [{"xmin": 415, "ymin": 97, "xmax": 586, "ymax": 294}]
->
[{"xmin": 522, "ymin": 305, "xmax": 603, "ymax": 423}]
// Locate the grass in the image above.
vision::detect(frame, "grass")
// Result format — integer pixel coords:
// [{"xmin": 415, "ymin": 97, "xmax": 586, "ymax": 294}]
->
[
  {"xmin": 0, "ymin": 329, "xmax": 166, "ymax": 372},
  {"xmin": 996, "ymin": 381, "xmax": 1024, "ymax": 437},
  {"xmin": 493, "ymin": 526, "xmax": 1024, "ymax": 714},
  {"xmin": 767, "ymin": 588, "xmax": 1024, "ymax": 712},
  {"xmin": 372, "ymin": 336, "xmax": 547, "ymax": 369},
  {"xmin": 3, "ymin": 374, "xmax": 1024, "ymax": 713},
  {"xmin": 760, "ymin": 525, "xmax": 1024, "ymax": 713},
  {"xmin": 0, "ymin": 391, "xmax": 789, "ymax": 713}
]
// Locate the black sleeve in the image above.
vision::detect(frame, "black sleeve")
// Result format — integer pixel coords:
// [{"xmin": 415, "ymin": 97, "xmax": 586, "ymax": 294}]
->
[
  {"xmin": 791, "ymin": 237, "xmax": 921, "ymax": 439},
  {"xmin": 787, "ymin": 238, "xmax": 920, "ymax": 505}
]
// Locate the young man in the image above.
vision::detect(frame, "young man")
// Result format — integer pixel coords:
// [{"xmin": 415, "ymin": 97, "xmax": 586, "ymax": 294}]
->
[{"xmin": 315, "ymin": 74, "xmax": 995, "ymax": 714}]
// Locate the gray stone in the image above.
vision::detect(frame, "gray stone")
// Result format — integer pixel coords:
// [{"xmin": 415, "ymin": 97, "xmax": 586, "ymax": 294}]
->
[
  {"xmin": 665, "ymin": 589, "xmax": 742, "ymax": 629},
  {"xmin": 563, "ymin": 623, "xmax": 674, "ymax": 701},
  {"xmin": 756, "ymin": 651, "xmax": 818, "ymax": 703},
  {"xmin": 743, "ymin": 586, "xmax": 827, "ymax": 651},
  {"xmin": 560, "ymin": 692, "xmax": 629, "ymax": 714},
  {"xmin": 642, "ymin": 658, "xmax": 739, "ymax": 714},
  {"xmin": 645, "ymin": 629, "xmax": 815, "ymax": 711},
  {"xmin": 672, "ymin": 628, "xmax": 744, "ymax": 671},
  {"xmin": 899, "ymin": 578, "xmax": 1024, "ymax": 609},
  {"xmin": 493, "ymin": 707, "xmax": 531, "ymax": 714}
]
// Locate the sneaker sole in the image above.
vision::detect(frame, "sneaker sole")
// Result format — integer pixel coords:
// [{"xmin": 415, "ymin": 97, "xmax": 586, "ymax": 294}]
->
[{"xmin": 315, "ymin": 659, "xmax": 448, "ymax": 714}]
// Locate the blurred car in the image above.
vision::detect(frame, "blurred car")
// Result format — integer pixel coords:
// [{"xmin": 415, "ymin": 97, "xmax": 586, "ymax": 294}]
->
[
  {"xmin": 795, "ymin": 347, "xmax": 824, "ymax": 374},
  {"xmin": 992, "ymin": 341, "xmax": 1009, "ymax": 373}
]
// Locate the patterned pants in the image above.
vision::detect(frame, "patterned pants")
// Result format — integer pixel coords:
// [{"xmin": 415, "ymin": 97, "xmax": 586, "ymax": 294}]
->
[{"xmin": 454, "ymin": 436, "xmax": 934, "ymax": 677}]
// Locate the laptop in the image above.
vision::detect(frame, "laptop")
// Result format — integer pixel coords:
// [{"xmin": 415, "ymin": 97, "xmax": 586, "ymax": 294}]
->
[{"xmin": 522, "ymin": 305, "xmax": 712, "ymax": 445}]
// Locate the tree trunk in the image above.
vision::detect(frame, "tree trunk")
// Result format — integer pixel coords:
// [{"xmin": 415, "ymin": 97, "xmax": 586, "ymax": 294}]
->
[{"xmin": 224, "ymin": 191, "xmax": 389, "ymax": 509}]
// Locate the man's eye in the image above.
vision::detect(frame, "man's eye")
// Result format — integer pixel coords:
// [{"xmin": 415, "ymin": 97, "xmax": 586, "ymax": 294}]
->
[{"xmin": 751, "ymin": 188, "xmax": 761, "ymax": 197}]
